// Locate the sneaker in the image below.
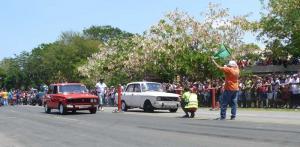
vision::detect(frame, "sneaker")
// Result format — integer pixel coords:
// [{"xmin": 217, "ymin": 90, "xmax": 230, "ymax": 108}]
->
[
  {"xmin": 215, "ymin": 117, "xmax": 225, "ymax": 120},
  {"xmin": 190, "ymin": 113, "xmax": 195, "ymax": 118},
  {"xmin": 182, "ymin": 115, "xmax": 189, "ymax": 118},
  {"xmin": 230, "ymin": 117, "xmax": 236, "ymax": 120}
]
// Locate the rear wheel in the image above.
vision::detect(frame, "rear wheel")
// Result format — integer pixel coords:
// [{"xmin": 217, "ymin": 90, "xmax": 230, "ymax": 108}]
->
[
  {"xmin": 143, "ymin": 101, "xmax": 154, "ymax": 113},
  {"xmin": 89, "ymin": 107, "xmax": 97, "ymax": 114},
  {"xmin": 59, "ymin": 103, "xmax": 67, "ymax": 115},
  {"xmin": 169, "ymin": 108, "xmax": 178, "ymax": 113},
  {"xmin": 121, "ymin": 101, "xmax": 128, "ymax": 111},
  {"xmin": 44, "ymin": 103, "xmax": 51, "ymax": 114}
]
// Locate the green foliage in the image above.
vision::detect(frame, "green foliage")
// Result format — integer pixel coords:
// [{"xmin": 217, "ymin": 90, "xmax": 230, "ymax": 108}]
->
[
  {"xmin": 79, "ymin": 5, "xmax": 251, "ymax": 85},
  {"xmin": 83, "ymin": 25, "xmax": 134, "ymax": 43},
  {"xmin": 240, "ymin": 69, "xmax": 253, "ymax": 77},
  {"xmin": 258, "ymin": 0, "xmax": 300, "ymax": 57}
]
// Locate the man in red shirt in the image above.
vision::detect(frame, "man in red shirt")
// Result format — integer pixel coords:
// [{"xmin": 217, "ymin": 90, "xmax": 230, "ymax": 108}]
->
[{"xmin": 212, "ymin": 58, "xmax": 240, "ymax": 120}]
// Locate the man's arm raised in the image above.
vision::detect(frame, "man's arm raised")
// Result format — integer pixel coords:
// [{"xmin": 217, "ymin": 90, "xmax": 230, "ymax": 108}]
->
[{"xmin": 211, "ymin": 57, "xmax": 222, "ymax": 69}]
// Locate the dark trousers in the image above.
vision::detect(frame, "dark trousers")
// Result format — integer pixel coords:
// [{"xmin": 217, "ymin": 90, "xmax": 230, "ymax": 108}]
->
[
  {"xmin": 181, "ymin": 101, "xmax": 197, "ymax": 117},
  {"xmin": 181, "ymin": 101, "xmax": 188, "ymax": 115},
  {"xmin": 220, "ymin": 90, "xmax": 238, "ymax": 119},
  {"xmin": 290, "ymin": 94, "xmax": 299, "ymax": 108}
]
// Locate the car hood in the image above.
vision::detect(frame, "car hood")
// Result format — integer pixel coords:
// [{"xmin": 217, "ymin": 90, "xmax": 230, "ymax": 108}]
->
[
  {"xmin": 141, "ymin": 91, "xmax": 179, "ymax": 97},
  {"xmin": 59, "ymin": 93, "xmax": 97, "ymax": 99}
]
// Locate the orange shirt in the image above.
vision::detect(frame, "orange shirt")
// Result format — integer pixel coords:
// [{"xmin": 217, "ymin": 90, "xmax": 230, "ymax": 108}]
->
[{"xmin": 220, "ymin": 67, "xmax": 240, "ymax": 91}]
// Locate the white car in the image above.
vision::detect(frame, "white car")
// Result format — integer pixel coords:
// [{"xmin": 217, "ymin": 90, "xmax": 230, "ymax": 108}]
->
[{"xmin": 121, "ymin": 82, "xmax": 180, "ymax": 112}]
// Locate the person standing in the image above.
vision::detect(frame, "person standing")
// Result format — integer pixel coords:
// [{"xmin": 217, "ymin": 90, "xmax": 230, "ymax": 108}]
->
[
  {"xmin": 288, "ymin": 74, "xmax": 300, "ymax": 109},
  {"xmin": 95, "ymin": 79, "xmax": 107, "ymax": 111},
  {"xmin": 2, "ymin": 89, "xmax": 8, "ymax": 106},
  {"xmin": 0, "ymin": 89, "xmax": 3, "ymax": 106},
  {"xmin": 109, "ymin": 86, "xmax": 116, "ymax": 106},
  {"xmin": 8, "ymin": 90, "xmax": 13, "ymax": 106},
  {"xmin": 244, "ymin": 77, "xmax": 253, "ymax": 108},
  {"xmin": 211, "ymin": 58, "xmax": 240, "ymax": 120}
]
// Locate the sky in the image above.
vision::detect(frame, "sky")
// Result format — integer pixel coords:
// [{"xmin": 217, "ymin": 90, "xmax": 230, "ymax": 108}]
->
[{"xmin": 0, "ymin": 0, "xmax": 263, "ymax": 60}]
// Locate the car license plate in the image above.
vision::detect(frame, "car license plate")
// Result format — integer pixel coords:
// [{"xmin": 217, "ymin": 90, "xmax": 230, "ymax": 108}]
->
[{"xmin": 78, "ymin": 105, "xmax": 91, "ymax": 109}]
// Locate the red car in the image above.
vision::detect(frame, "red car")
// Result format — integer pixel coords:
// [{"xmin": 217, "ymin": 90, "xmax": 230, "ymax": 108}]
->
[{"xmin": 43, "ymin": 83, "xmax": 98, "ymax": 115}]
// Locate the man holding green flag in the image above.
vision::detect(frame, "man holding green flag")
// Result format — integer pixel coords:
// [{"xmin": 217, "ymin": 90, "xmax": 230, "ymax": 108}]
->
[{"xmin": 211, "ymin": 44, "xmax": 240, "ymax": 120}]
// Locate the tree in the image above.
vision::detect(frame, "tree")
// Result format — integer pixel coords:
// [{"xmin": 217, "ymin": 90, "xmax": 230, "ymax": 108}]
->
[
  {"xmin": 0, "ymin": 57, "xmax": 24, "ymax": 89},
  {"xmin": 25, "ymin": 32, "xmax": 101, "ymax": 84},
  {"xmin": 237, "ymin": 43, "xmax": 261, "ymax": 59},
  {"xmin": 79, "ymin": 4, "xmax": 251, "ymax": 84},
  {"xmin": 83, "ymin": 25, "xmax": 134, "ymax": 43},
  {"xmin": 257, "ymin": 0, "xmax": 300, "ymax": 57}
]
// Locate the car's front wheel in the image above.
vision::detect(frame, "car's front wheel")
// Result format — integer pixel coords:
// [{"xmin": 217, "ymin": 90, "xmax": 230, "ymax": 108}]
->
[
  {"xmin": 169, "ymin": 108, "xmax": 178, "ymax": 113},
  {"xmin": 44, "ymin": 103, "xmax": 51, "ymax": 114},
  {"xmin": 121, "ymin": 101, "xmax": 128, "ymax": 112},
  {"xmin": 59, "ymin": 103, "xmax": 67, "ymax": 115},
  {"xmin": 143, "ymin": 101, "xmax": 154, "ymax": 113},
  {"xmin": 89, "ymin": 107, "xmax": 97, "ymax": 114}
]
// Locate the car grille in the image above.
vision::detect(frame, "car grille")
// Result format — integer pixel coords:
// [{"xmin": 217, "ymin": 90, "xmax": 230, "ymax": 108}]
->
[
  {"xmin": 67, "ymin": 98, "xmax": 90, "ymax": 103},
  {"xmin": 160, "ymin": 97, "xmax": 178, "ymax": 101}
]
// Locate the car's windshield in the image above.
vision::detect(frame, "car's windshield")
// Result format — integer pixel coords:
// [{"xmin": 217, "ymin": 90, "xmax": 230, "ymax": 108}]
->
[
  {"xmin": 145, "ymin": 83, "xmax": 163, "ymax": 92},
  {"xmin": 59, "ymin": 85, "xmax": 88, "ymax": 93}
]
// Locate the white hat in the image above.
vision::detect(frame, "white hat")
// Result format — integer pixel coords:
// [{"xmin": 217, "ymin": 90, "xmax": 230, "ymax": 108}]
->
[{"xmin": 228, "ymin": 60, "xmax": 238, "ymax": 67}]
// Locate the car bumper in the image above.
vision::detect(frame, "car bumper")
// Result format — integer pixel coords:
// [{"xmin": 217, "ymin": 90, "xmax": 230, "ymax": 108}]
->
[
  {"xmin": 66, "ymin": 104, "xmax": 98, "ymax": 110},
  {"xmin": 152, "ymin": 101, "xmax": 180, "ymax": 109}
]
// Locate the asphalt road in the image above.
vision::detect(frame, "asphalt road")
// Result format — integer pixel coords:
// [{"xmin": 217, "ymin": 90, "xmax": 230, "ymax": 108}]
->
[{"xmin": 0, "ymin": 105, "xmax": 299, "ymax": 147}]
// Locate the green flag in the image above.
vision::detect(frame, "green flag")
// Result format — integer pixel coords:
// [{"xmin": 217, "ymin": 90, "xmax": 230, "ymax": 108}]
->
[{"xmin": 214, "ymin": 44, "xmax": 231, "ymax": 59}]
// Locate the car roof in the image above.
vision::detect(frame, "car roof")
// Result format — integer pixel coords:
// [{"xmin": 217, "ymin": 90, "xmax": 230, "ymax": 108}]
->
[
  {"xmin": 49, "ymin": 83, "xmax": 84, "ymax": 86},
  {"xmin": 127, "ymin": 81, "xmax": 160, "ymax": 85}
]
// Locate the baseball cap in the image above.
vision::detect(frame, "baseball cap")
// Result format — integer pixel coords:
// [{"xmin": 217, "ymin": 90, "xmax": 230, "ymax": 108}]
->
[{"xmin": 228, "ymin": 60, "xmax": 238, "ymax": 67}]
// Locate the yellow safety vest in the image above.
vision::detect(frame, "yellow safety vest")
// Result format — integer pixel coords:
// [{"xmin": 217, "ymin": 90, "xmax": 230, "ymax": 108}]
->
[{"xmin": 182, "ymin": 92, "xmax": 198, "ymax": 109}]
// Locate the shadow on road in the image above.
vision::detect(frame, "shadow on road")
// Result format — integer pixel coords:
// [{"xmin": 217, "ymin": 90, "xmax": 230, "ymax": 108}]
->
[
  {"xmin": 40, "ymin": 111, "xmax": 93, "ymax": 115},
  {"xmin": 125, "ymin": 110, "xmax": 171, "ymax": 113},
  {"xmin": 174, "ymin": 116, "xmax": 210, "ymax": 120}
]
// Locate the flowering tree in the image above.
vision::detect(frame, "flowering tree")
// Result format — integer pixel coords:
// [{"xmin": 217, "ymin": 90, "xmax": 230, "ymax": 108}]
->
[{"xmin": 79, "ymin": 3, "xmax": 252, "ymax": 85}]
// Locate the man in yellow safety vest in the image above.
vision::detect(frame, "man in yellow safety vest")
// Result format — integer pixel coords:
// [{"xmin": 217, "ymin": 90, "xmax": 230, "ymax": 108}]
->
[{"xmin": 181, "ymin": 86, "xmax": 198, "ymax": 118}]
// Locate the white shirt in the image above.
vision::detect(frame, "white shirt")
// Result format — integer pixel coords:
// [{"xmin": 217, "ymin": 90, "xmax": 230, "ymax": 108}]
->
[
  {"xmin": 95, "ymin": 82, "xmax": 107, "ymax": 94},
  {"xmin": 289, "ymin": 77, "xmax": 300, "ymax": 94}
]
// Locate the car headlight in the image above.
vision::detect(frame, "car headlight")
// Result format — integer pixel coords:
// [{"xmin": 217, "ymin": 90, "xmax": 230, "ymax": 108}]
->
[
  {"xmin": 91, "ymin": 99, "xmax": 97, "ymax": 103},
  {"xmin": 156, "ymin": 97, "xmax": 162, "ymax": 101}
]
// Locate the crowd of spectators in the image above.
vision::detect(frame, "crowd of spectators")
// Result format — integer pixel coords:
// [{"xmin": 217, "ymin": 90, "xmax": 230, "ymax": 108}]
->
[
  {"xmin": 237, "ymin": 57, "xmax": 300, "ymax": 68},
  {"xmin": 2, "ymin": 73, "xmax": 299, "ymax": 109},
  {"xmin": 91, "ymin": 86, "xmax": 118, "ymax": 107},
  {"xmin": 164, "ymin": 73, "xmax": 300, "ymax": 109},
  {"xmin": 0, "ymin": 89, "xmax": 40, "ymax": 106},
  {"xmin": 254, "ymin": 57, "xmax": 300, "ymax": 66}
]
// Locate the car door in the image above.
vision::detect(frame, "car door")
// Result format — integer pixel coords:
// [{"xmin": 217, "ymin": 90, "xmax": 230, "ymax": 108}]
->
[
  {"xmin": 45, "ymin": 85, "xmax": 53, "ymax": 108},
  {"xmin": 47, "ymin": 85, "xmax": 59, "ymax": 108},
  {"xmin": 132, "ymin": 84, "xmax": 143, "ymax": 107},
  {"xmin": 122, "ymin": 84, "xmax": 135, "ymax": 107}
]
